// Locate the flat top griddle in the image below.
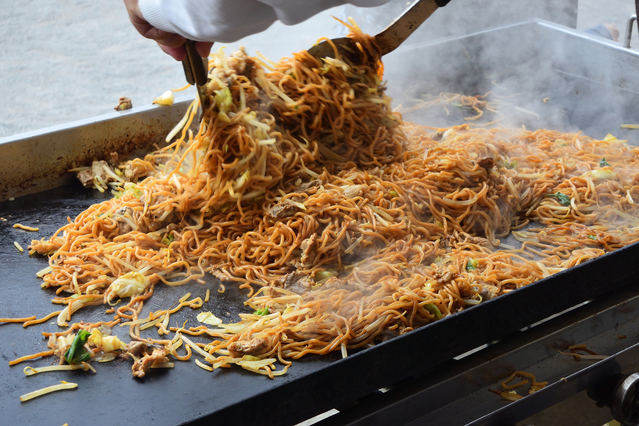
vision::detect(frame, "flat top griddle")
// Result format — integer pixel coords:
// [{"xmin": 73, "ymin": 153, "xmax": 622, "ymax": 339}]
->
[
  {"xmin": 2, "ymin": 20, "xmax": 639, "ymax": 425},
  {"xmin": 3, "ymin": 184, "xmax": 638, "ymax": 426}
]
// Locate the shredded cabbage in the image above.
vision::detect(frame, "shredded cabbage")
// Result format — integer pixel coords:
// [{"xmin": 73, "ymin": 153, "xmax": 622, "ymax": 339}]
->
[
  {"xmin": 108, "ymin": 272, "xmax": 150, "ymax": 300},
  {"xmin": 197, "ymin": 311, "xmax": 223, "ymax": 326}
]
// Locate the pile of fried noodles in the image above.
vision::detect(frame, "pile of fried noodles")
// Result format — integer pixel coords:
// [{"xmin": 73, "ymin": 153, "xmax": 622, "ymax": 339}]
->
[{"xmin": 22, "ymin": 21, "xmax": 639, "ymax": 377}]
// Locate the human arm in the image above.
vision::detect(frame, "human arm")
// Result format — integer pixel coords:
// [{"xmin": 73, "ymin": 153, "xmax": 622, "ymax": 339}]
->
[{"xmin": 123, "ymin": 0, "xmax": 214, "ymax": 60}]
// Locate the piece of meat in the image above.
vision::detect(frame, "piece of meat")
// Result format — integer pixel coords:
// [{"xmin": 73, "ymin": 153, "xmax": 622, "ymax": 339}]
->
[
  {"xmin": 276, "ymin": 271, "xmax": 314, "ymax": 293},
  {"xmin": 76, "ymin": 169, "xmax": 95, "ymax": 187},
  {"xmin": 131, "ymin": 347, "xmax": 169, "ymax": 378},
  {"xmin": 210, "ymin": 48, "xmax": 255, "ymax": 82},
  {"xmin": 295, "ymin": 179, "xmax": 322, "ymax": 193},
  {"xmin": 296, "ymin": 234, "xmax": 317, "ymax": 269},
  {"xmin": 109, "ymin": 152, "xmax": 119, "ymax": 168},
  {"xmin": 143, "ymin": 196, "xmax": 178, "ymax": 231},
  {"xmin": 468, "ymin": 283, "xmax": 497, "ymax": 301},
  {"xmin": 276, "ymin": 272, "xmax": 303, "ymax": 288},
  {"xmin": 478, "ymin": 286, "xmax": 497, "ymax": 301},
  {"xmin": 92, "ymin": 161, "xmax": 110, "ymax": 184},
  {"xmin": 124, "ymin": 160, "xmax": 153, "ymax": 183},
  {"xmin": 440, "ymin": 235, "xmax": 454, "ymax": 250},
  {"xmin": 462, "ymin": 234, "xmax": 493, "ymax": 248},
  {"xmin": 288, "ymin": 276, "xmax": 314, "ymax": 294},
  {"xmin": 113, "ymin": 206, "xmax": 136, "ymax": 234},
  {"xmin": 276, "ymin": 272, "xmax": 306, "ymax": 288},
  {"xmin": 433, "ymin": 268, "xmax": 458, "ymax": 285},
  {"xmin": 439, "ymin": 231, "xmax": 491, "ymax": 250},
  {"xmin": 267, "ymin": 199, "xmax": 303, "ymax": 219},
  {"xmin": 75, "ymin": 160, "xmax": 114, "ymax": 189},
  {"xmin": 431, "ymin": 130, "xmax": 444, "ymax": 141},
  {"xmin": 124, "ymin": 163, "xmax": 138, "ymax": 182},
  {"xmin": 127, "ymin": 341, "xmax": 148, "ymax": 357},
  {"xmin": 228, "ymin": 337, "xmax": 268, "ymax": 358},
  {"xmin": 268, "ymin": 180, "xmax": 320, "ymax": 220},
  {"xmin": 114, "ymin": 96, "xmax": 132, "ymax": 111},
  {"xmin": 477, "ymin": 157, "xmax": 494, "ymax": 170},
  {"xmin": 210, "ymin": 262, "xmax": 233, "ymax": 281}
]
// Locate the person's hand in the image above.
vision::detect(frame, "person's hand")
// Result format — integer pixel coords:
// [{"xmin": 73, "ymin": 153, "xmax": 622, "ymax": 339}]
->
[{"xmin": 123, "ymin": 0, "xmax": 213, "ymax": 60}]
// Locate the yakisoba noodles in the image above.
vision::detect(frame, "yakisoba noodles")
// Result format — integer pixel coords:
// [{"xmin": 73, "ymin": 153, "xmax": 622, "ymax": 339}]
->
[{"xmin": 13, "ymin": 20, "xmax": 639, "ymax": 377}]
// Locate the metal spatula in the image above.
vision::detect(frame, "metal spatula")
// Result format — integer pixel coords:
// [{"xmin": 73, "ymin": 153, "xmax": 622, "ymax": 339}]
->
[
  {"xmin": 182, "ymin": 40, "xmax": 210, "ymax": 109},
  {"xmin": 308, "ymin": 0, "xmax": 451, "ymax": 61}
]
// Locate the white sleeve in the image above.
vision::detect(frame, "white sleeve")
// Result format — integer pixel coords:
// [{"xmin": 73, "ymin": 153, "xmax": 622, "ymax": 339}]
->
[
  {"xmin": 262, "ymin": 0, "xmax": 392, "ymax": 25},
  {"xmin": 138, "ymin": 0, "xmax": 278, "ymax": 43},
  {"xmin": 138, "ymin": 0, "xmax": 392, "ymax": 43}
]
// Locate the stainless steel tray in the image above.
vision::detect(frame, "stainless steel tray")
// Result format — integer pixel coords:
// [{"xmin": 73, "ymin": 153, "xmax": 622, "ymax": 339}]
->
[{"xmin": 0, "ymin": 99, "xmax": 191, "ymax": 201}]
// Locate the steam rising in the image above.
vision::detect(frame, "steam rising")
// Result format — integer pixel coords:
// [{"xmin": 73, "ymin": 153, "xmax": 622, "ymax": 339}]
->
[{"xmin": 380, "ymin": 18, "xmax": 639, "ymax": 144}]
